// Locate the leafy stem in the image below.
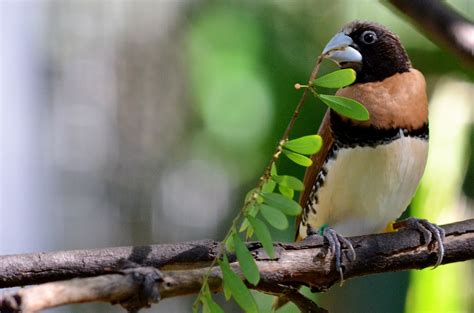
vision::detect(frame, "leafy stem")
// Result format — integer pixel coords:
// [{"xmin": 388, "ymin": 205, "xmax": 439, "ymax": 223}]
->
[
  {"xmin": 193, "ymin": 52, "xmax": 368, "ymax": 312},
  {"xmin": 192, "ymin": 55, "xmax": 325, "ymax": 312}
]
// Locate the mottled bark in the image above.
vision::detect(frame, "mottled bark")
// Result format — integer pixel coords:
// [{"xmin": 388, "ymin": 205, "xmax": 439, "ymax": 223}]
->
[{"xmin": 1, "ymin": 220, "xmax": 473, "ymax": 312}]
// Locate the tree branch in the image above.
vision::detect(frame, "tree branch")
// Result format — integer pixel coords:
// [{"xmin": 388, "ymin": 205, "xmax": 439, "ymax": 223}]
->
[
  {"xmin": 0, "ymin": 240, "xmax": 222, "ymax": 288},
  {"xmin": 1, "ymin": 219, "xmax": 473, "ymax": 312},
  {"xmin": 387, "ymin": 0, "xmax": 474, "ymax": 67}
]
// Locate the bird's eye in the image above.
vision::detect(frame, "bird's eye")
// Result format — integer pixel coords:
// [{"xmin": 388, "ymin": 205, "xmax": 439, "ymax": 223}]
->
[{"xmin": 361, "ymin": 30, "xmax": 377, "ymax": 44}]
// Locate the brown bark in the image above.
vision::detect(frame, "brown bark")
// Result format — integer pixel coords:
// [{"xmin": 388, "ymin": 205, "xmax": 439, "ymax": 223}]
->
[
  {"xmin": 1, "ymin": 219, "xmax": 473, "ymax": 312},
  {"xmin": 387, "ymin": 0, "xmax": 474, "ymax": 67}
]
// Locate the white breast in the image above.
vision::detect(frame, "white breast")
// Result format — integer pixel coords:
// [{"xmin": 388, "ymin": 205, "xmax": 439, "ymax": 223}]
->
[{"xmin": 300, "ymin": 134, "xmax": 428, "ymax": 238}]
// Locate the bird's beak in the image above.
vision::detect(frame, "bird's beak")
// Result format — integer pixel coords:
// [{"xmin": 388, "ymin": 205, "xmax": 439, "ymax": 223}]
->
[{"xmin": 322, "ymin": 32, "xmax": 362, "ymax": 66}]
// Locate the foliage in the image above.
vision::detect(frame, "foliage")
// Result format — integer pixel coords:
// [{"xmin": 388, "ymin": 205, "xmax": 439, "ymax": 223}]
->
[{"xmin": 193, "ymin": 67, "xmax": 367, "ymax": 312}]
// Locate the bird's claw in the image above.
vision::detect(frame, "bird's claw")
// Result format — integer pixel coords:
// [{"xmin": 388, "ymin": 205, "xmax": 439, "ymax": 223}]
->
[
  {"xmin": 305, "ymin": 225, "xmax": 356, "ymax": 283},
  {"xmin": 323, "ymin": 227, "xmax": 356, "ymax": 283},
  {"xmin": 396, "ymin": 217, "xmax": 445, "ymax": 267}
]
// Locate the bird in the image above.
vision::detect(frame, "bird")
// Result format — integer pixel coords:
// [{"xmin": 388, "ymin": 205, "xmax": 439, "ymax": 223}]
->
[{"xmin": 294, "ymin": 21, "xmax": 445, "ymax": 282}]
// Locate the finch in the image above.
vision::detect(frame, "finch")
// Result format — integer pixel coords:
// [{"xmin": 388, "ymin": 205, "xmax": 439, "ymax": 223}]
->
[{"xmin": 297, "ymin": 20, "xmax": 445, "ymax": 280}]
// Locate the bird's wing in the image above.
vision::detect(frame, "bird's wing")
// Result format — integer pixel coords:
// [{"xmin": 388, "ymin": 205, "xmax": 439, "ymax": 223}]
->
[{"xmin": 294, "ymin": 109, "xmax": 335, "ymax": 241}]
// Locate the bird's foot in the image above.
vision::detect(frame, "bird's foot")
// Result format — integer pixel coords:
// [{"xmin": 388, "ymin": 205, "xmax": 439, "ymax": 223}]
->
[
  {"xmin": 305, "ymin": 225, "xmax": 356, "ymax": 283},
  {"xmin": 393, "ymin": 217, "xmax": 445, "ymax": 267}
]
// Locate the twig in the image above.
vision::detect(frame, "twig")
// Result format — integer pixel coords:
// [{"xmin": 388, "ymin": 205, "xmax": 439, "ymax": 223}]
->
[
  {"xmin": 257, "ymin": 283, "xmax": 328, "ymax": 313},
  {"xmin": 192, "ymin": 53, "xmax": 326, "ymax": 309},
  {"xmin": 387, "ymin": 0, "xmax": 474, "ymax": 67}
]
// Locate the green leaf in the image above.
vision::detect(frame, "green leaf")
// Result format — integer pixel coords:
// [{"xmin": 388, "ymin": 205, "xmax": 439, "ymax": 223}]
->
[
  {"xmin": 247, "ymin": 216, "xmax": 275, "ymax": 258},
  {"xmin": 278, "ymin": 184, "xmax": 294, "ymax": 199},
  {"xmin": 318, "ymin": 94, "xmax": 369, "ymax": 121},
  {"xmin": 239, "ymin": 218, "xmax": 255, "ymax": 239},
  {"xmin": 272, "ymin": 175, "xmax": 304, "ymax": 191},
  {"xmin": 233, "ymin": 234, "xmax": 260, "ymax": 285},
  {"xmin": 261, "ymin": 192, "xmax": 302, "ymax": 216},
  {"xmin": 271, "ymin": 163, "xmax": 277, "ymax": 176},
  {"xmin": 240, "ymin": 204, "xmax": 258, "ymax": 233},
  {"xmin": 283, "ymin": 135, "xmax": 322, "ymax": 155},
  {"xmin": 245, "ymin": 226, "xmax": 254, "ymax": 240},
  {"xmin": 202, "ymin": 281, "xmax": 212, "ymax": 296},
  {"xmin": 203, "ymin": 295, "xmax": 225, "ymax": 313},
  {"xmin": 225, "ymin": 235, "xmax": 235, "ymax": 252},
  {"xmin": 258, "ymin": 204, "xmax": 289, "ymax": 230},
  {"xmin": 261, "ymin": 180, "xmax": 276, "ymax": 193},
  {"xmin": 283, "ymin": 149, "xmax": 313, "ymax": 167},
  {"xmin": 202, "ymin": 282, "xmax": 225, "ymax": 313},
  {"xmin": 312, "ymin": 68, "xmax": 356, "ymax": 88},
  {"xmin": 245, "ymin": 204, "xmax": 258, "ymax": 218},
  {"xmin": 223, "ymin": 281, "xmax": 232, "ymax": 301},
  {"xmin": 219, "ymin": 256, "xmax": 259, "ymax": 313},
  {"xmin": 239, "ymin": 218, "xmax": 250, "ymax": 233}
]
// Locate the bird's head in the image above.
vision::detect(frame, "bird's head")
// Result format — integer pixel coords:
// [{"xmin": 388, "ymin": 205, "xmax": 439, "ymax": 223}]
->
[{"xmin": 323, "ymin": 21, "xmax": 412, "ymax": 83}]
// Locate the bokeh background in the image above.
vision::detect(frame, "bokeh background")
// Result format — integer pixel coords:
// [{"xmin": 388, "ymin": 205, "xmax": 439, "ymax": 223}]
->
[{"xmin": 1, "ymin": 0, "xmax": 473, "ymax": 312}]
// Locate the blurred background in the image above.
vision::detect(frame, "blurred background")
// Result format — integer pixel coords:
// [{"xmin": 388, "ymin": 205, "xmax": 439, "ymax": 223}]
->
[{"xmin": 1, "ymin": 0, "xmax": 473, "ymax": 312}]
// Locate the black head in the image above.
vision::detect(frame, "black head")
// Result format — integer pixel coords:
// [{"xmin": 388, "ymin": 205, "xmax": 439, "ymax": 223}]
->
[{"xmin": 323, "ymin": 21, "xmax": 412, "ymax": 83}]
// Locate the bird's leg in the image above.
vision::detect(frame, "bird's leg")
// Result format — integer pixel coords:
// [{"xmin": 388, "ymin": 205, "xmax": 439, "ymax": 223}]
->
[
  {"xmin": 393, "ymin": 217, "xmax": 445, "ymax": 267},
  {"xmin": 305, "ymin": 225, "xmax": 356, "ymax": 283}
]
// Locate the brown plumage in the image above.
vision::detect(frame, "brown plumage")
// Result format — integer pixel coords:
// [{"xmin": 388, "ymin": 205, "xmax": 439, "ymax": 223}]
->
[{"xmin": 335, "ymin": 69, "xmax": 428, "ymax": 130}]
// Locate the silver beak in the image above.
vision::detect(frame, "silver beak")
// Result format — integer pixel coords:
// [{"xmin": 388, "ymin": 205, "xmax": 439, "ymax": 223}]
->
[{"xmin": 322, "ymin": 32, "xmax": 362, "ymax": 65}]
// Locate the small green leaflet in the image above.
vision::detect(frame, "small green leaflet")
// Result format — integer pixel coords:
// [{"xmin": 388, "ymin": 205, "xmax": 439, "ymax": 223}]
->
[
  {"xmin": 247, "ymin": 216, "xmax": 275, "ymax": 258},
  {"xmin": 312, "ymin": 68, "xmax": 356, "ymax": 88},
  {"xmin": 239, "ymin": 218, "xmax": 250, "ymax": 233},
  {"xmin": 203, "ymin": 296, "xmax": 224, "ymax": 313},
  {"xmin": 283, "ymin": 135, "xmax": 322, "ymax": 155},
  {"xmin": 272, "ymin": 175, "xmax": 304, "ymax": 191},
  {"xmin": 261, "ymin": 180, "xmax": 276, "ymax": 193},
  {"xmin": 318, "ymin": 94, "xmax": 369, "ymax": 121},
  {"xmin": 203, "ymin": 302, "xmax": 211, "ymax": 313},
  {"xmin": 240, "ymin": 204, "xmax": 258, "ymax": 233},
  {"xmin": 239, "ymin": 218, "xmax": 255, "ymax": 239},
  {"xmin": 202, "ymin": 283, "xmax": 225, "ymax": 313},
  {"xmin": 232, "ymin": 233, "xmax": 260, "ymax": 286},
  {"xmin": 223, "ymin": 281, "xmax": 232, "ymax": 301},
  {"xmin": 278, "ymin": 184, "xmax": 294, "ymax": 199},
  {"xmin": 271, "ymin": 163, "xmax": 277, "ymax": 176},
  {"xmin": 225, "ymin": 234, "xmax": 235, "ymax": 252},
  {"xmin": 219, "ymin": 256, "xmax": 259, "ymax": 313},
  {"xmin": 258, "ymin": 204, "xmax": 289, "ymax": 230},
  {"xmin": 261, "ymin": 192, "xmax": 302, "ymax": 216},
  {"xmin": 247, "ymin": 204, "xmax": 258, "ymax": 216},
  {"xmin": 283, "ymin": 149, "xmax": 313, "ymax": 167}
]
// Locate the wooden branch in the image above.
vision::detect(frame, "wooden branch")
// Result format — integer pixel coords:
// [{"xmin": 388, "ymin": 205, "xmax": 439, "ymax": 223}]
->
[
  {"xmin": 0, "ymin": 267, "xmax": 163, "ymax": 313},
  {"xmin": 387, "ymin": 0, "xmax": 474, "ymax": 67},
  {"xmin": 1, "ymin": 219, "xmax": 473, "ymax": 312},
  {"xmin": 0, "ymin": 240, "xmax": 222, "ymax": 288}
]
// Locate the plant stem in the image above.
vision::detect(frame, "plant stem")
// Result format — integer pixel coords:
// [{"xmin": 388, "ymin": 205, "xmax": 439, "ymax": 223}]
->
[{"xmin": 192, "ymin": 54, "xmax": 325, "ymax": 310}]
